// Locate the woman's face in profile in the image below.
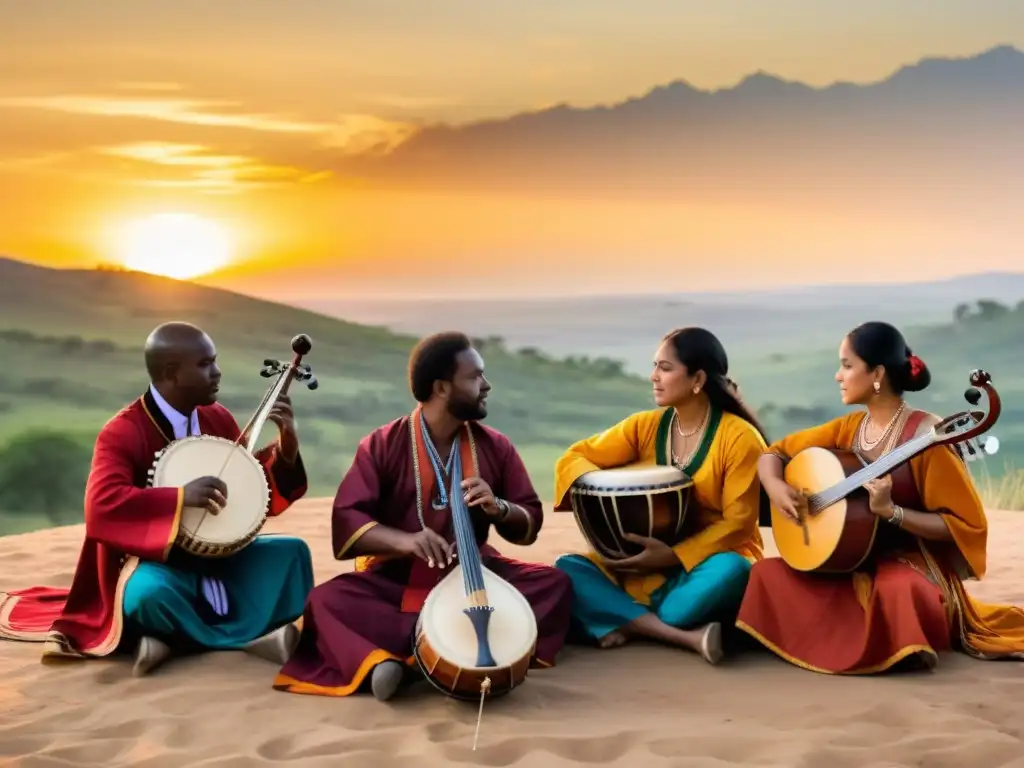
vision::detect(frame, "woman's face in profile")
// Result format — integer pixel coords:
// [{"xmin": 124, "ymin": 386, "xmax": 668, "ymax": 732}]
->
[
  {"xmin": 650, "ymin": 340, "xmax": 700, "ymax": 408},
  {"xmin": 835, "ymin": 336, "xmax": 877, "ymax": 405}
]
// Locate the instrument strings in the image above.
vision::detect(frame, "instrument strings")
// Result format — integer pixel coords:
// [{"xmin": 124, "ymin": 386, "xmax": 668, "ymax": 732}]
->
[
  {"xmin": 193, "ymin": 365, "xmax": 290, "ymax": 537},
  {"xmin": 443, "ymin": 434, "xmax": 493, "ymax": 750},
  {"xmin": 448, "ymin": 447, "xmax": 488, "ymax": 604}
]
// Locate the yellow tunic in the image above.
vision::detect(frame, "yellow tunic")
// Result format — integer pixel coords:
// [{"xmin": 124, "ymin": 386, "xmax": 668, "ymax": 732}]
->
[{"xmin": 553, "ymin": 406, "xmax": 765, "ymax": 604}]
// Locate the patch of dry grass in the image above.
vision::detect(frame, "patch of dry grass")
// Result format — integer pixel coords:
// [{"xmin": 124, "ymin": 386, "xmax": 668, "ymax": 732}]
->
[{"xmin": 978, "ymin": 468, "xmax": 1024, "ymax": 511}]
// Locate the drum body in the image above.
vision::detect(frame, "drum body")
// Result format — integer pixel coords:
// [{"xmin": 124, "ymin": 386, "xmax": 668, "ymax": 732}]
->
[
  {"xmin": 413, "ymin": 565, "xmax": 538, "ymax": 701},
  {"xmin": 569, "ymin": 464, "xmax": 694, "ymax": 561},
  {"xmin": 148, "ymin": 435, "xmax": 271, "ymax": 558}
]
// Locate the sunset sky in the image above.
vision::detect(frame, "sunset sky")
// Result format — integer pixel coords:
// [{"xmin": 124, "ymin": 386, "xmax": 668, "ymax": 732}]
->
[{"xmin": 2, "ymin": 1, "xmax": 1023, "ymax": 299}]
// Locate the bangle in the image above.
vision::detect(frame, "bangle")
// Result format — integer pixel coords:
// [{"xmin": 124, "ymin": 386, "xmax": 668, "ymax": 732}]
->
[
  {"xmin": 495, "ymin": 498, "xmax": 511, "ymax": 521},
  {"xmin": 887, "ymin": 504, "xmax": 905, "ymax": 527}
]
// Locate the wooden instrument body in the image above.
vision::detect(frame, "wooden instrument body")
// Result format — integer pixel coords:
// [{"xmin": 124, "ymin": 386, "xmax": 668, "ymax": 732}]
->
[
  {"xmin": 771, "ymin": 368, "xmax": 1001, "ymax": 574},
  {"xmin": 149, "ymin": 435, "xmax": 271, "ymax": 558},
  {"xmin": 569, "ymin": 464, "xmax": 693, "ymax": 561},
  {"xmin": 413, "ymin": 563, "xmax": 538, "ymax": 701},
  {"xmin": 772, "ymin": 447, "xmax": 879, "ymax": 573}
]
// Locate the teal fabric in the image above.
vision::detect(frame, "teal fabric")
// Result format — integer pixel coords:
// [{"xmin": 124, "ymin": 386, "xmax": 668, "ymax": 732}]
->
[
  {"xmin": 554, "ymin": 552, "xmax": 751, "ymax": 642},
  {"xmin": 121, "ymin": 535, "xmax": 313, "ymax": 650}
]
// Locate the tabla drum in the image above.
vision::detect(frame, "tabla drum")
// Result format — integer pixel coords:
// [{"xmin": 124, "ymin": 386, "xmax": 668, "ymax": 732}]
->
[
  {"xmin": 569, "ymin": 463, "xmax": 694, "ymax": 561},
  {"xmin": 148, "ymin": 435, "xmax": 271, "ymax": 558}
]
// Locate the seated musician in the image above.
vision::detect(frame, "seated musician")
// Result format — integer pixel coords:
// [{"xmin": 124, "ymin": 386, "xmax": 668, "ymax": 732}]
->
[
  {"xmin": 273, "ymin": 331, "xmax": 573, "ymax": 701},
  {"xmin": 0, "ymin": 322, "xmax": 313, "ymax": 676},
  {"xmin": 553, "ymin": 327, "xmax": 768, "ymax": 664},
  {"xmin": 737, "ymin": 321, "xmax": 1024, "ymax": 673}
]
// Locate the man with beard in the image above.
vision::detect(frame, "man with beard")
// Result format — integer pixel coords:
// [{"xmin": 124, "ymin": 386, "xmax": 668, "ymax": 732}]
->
[
  {"xmin": 273, "ymin": 331, "xmax": 573, "ymax": 701},
  {"xmin": 0, "ymin": 322, "xmax": 313, "ymax": 677}
]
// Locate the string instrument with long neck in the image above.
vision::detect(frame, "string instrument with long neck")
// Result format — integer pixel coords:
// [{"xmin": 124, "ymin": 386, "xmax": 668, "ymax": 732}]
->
[
  {"xmin": 412, "ymin": 423, "xmax": 538, "ymax": 750},
  {"xmin": 149, "ymin": 334, "xmax": 318, "ymax": 558},
  {"xmin": 772, "ymin": 369, "xmax": 1001, "ymax": 573}
]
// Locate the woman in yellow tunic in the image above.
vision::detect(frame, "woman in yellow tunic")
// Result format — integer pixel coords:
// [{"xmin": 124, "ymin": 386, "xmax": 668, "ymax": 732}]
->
[
  {"xmin": 737, "ymin": 321, "xmax": 1024, "ymax": 673},
  {"xmin": 553, "ymin": 327, "xmax": 768, "ymax": 664}
]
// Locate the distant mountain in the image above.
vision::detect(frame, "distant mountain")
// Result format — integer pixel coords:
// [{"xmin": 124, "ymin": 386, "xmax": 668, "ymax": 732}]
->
[
  {"xmin": 326, "ymin": 46, "xmax": 1024, "ymax": 202},
  {"xmin": 299, "ymin": 270, "xmax": 1024, "ymax": 375}
]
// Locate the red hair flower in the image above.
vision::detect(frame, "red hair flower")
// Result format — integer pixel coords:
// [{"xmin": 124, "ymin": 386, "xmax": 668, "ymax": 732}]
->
[{"xmin": 908, "ymin": 354, "xmax": 925, "ymax": 378}]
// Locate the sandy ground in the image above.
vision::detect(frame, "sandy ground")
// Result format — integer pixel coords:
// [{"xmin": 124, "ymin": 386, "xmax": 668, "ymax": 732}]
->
[{"xmin": 3, "ymin": 500, "xmax": 1024, "ymax": 768}]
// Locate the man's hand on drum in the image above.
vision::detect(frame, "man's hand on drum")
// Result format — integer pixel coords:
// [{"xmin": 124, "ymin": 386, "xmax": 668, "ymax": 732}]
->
[
  {"xmin": 401, "ymin": 528, "xmax": 455, "ymax": 569},
  {"xmin": 606, "ymin": 533, "xmax": 680, "ymax": 574},
  {"xmin": 183, "ymin": 476, "xmax": 228, "ymax": 514},
  {"xmin": 268, "ymin": 394, "xmax": 299, "ymax": 463}
]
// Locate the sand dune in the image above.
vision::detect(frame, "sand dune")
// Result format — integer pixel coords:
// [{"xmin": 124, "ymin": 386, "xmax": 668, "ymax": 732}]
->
[{"xmin": 3, "ymin": 501, "xmax": 1024, "ymax": 767}]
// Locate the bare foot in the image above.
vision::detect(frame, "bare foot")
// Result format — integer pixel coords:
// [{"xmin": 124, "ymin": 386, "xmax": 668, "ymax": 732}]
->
[{"xmin": 598, "ymin": 630, "xmax": 629, "ymax": 649}]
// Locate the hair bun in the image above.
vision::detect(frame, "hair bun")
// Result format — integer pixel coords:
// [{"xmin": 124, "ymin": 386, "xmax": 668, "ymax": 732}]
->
[{"xmin": 903, "ymin": 350, "xmax": 931, "ymax": 392}]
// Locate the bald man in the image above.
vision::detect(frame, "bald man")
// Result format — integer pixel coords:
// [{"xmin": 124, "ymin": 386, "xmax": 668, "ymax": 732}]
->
[{"xmin": 0, "ymin": 323, "xmax": 314, "ymax": 677}]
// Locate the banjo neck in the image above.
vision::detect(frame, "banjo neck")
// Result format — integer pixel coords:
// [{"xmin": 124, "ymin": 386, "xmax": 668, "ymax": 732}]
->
[{"xmin": 235, "ymin": 334, "xmax": 317, "ymax": 453}]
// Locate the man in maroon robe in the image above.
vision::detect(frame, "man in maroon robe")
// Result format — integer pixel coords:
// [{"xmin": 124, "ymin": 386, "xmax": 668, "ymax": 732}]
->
[
  {"xmin": 0, "ymin": 322, "xmax": 313, "ymax": 676},
  {"xmin": 274, "ymin": 331, "xmax": 573, "ymax": 701}
]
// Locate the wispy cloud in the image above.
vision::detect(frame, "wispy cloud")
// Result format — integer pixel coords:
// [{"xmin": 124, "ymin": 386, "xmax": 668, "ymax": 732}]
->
[
  {"xmin": 0, "ymin": 95, "xmax": 327, "ymax": 134},
  {"xmin": 95, "ymin": 141, "xmax": 332, "ymax": 195},
  {"xmin": 320, "ymin": 114, "xmax": 418, "ymax": 156},
  {"xmin": 0, "ymin": 94, "xmax": 420, "ymax": 156}
]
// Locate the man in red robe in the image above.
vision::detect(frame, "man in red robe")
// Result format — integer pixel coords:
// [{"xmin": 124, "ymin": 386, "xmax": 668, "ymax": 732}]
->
[
  {"xmin": 0, "ymin": 322, "xmax": 313, "ymax": 676},
  {"xmin": 273, "ymin": 331, "xmax": 573, "ymax": 701}
]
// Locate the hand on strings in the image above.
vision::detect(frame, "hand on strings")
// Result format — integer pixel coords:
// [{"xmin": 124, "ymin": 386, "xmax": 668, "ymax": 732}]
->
[
  {"xmin": 766, "ymin": 479, "xmax": 806, "ymax": 523},
  {"xmin": 402, "ymin": 528, "xmax": 455, "ymax": 569},
  {"xmin": 183, "ymin": 476, "xmax": 228, "ymax": 514},
  {"xmin": 863, "ymin": 475, "xmax": 895, "ymax": 518},
  {"xmin": 606, "ymin": 533, "xmax": 679, "ymax": 574},
  {"xmin": 461, "ymin": 477, "xmax": 502, "ymax": 519},
  {"xmin": 268, "ymin": 394, "xmax": 299, "ymax": 462}
]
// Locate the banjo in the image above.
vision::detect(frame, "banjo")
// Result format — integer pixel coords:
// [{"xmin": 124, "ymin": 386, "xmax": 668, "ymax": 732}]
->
[{"xmin": 147, "ymin": 334, "xmax": 318, "ymax": 558}]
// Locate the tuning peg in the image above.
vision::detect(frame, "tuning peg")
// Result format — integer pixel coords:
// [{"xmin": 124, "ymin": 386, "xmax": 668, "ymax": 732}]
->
[
  {"xmin": 306, "ymin": 375, "xmax": 319, "ymax": 390},
  {"xmin": 964, "ymin": 388, "xmax": 981, "ymax": 405}
]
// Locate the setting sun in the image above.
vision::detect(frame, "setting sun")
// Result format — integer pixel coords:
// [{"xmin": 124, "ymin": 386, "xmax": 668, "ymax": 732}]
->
[{"xmin": 115, "ymin": 213, "xmax": 234, "ymax": 280}]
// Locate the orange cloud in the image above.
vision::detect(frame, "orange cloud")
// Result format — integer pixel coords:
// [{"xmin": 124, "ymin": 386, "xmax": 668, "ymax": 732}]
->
[
  {"xmin": 94, "ymin": 141, "xmax": 331, "ymax": 194},
  {"xmin": 0, "ymin": 94, "xmax": 419, "ymax": 156}
]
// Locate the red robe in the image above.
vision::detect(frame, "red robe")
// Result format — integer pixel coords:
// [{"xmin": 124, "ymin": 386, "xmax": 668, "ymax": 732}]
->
[
  {"xmin": 273, "ymin": 408, "xmax": 573, "ymax": 697},
  {"xmin": 0, "ymin": 390, "xmax": 307, "ymax": 659}
]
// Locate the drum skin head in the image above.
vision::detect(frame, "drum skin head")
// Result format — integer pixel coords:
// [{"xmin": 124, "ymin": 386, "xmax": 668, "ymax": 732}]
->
[{"xmin": 148, "ymin": 435, "xmax": 270, "ymax": 556}]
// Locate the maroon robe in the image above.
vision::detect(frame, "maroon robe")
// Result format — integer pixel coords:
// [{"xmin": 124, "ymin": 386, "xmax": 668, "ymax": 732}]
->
[
  {"xmin": 273, "ymin": 408, "xmax": 573, "ymax": 697},
  {"xmin": 0, "ymin": 390, "xmax": 307, "ymax": 658}
]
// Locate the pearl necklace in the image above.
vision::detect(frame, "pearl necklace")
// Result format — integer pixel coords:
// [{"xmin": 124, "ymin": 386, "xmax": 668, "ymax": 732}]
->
[{"xmin": 859, "ymin": 400, "xmax": 906, "ymax": 449}]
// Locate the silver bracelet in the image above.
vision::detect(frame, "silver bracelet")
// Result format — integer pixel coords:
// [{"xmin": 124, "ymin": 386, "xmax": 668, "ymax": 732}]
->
[
  {"xmin": 495, "ymin": 498, "xmax": 512, "ymax": 521},
  {"xmin": 888, "ymin": 504, "xmax": 905, "ymax": 527}
]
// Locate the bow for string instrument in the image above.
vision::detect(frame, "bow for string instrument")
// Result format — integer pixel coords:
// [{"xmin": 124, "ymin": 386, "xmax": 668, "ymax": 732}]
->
[
  {"xmin": 148, "ymin": 334, "xmax": 318, "ymax": 558},
  {"xmin": 772, "ymin": 368, "xmax": 1001, "ymax": 573},
  {"xmin": 412, "ymin": 436, "xmax": 538, "ymax": 750}
]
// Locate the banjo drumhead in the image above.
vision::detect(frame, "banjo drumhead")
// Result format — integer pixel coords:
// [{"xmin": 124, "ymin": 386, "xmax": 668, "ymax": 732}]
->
[
  {"xmin": 419, "ymin": 566, "xmax": 538, "ymax": 668},
  {"xmin": 573, "ymin": 463, "xmax": 691, "ymax": 494},
  {"xmin": 150, "ymin": 436, "xmax": 270, "ymax": 546}
]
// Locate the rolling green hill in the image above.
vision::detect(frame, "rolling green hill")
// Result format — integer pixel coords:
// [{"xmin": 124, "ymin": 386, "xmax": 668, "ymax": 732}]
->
[
  {"xmin": 0, "ymin": 258, "xmax": 651, "ymax": 534},
  {"xmin": 0, "ymin": 258, "xmax": 1020, "ymax": 535}
]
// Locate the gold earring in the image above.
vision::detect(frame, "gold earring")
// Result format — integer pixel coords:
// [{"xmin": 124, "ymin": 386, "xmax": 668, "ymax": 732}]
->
[{"xmin": 873, "ymin": 381, "xmax": 880, "ymax": 394}]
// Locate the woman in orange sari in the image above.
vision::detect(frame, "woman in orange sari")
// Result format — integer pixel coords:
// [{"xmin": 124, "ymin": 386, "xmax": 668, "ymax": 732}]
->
[{"xmin": 736, "ymin": 321, "xmax": 1024, "ymax": 673}]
